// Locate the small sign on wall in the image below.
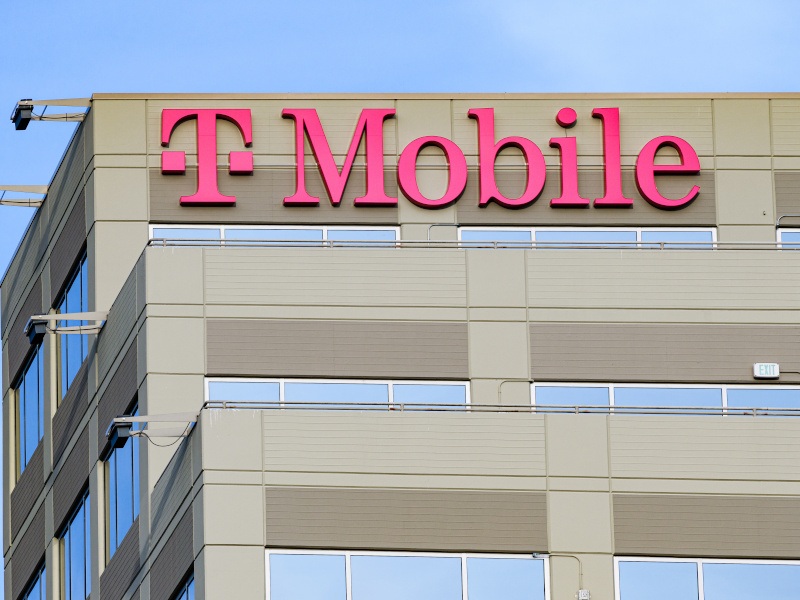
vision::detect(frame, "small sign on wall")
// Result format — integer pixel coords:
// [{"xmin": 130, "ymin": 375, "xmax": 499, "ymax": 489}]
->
[{"xmin": 753, "ymin": 363, "xmax": 780, "ymax": 379}]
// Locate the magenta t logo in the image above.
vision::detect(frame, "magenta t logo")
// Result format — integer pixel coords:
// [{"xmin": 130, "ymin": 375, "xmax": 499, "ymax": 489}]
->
[{"xmin": 161, "ymin": 109, "xmax": 253, "ymax": 205}]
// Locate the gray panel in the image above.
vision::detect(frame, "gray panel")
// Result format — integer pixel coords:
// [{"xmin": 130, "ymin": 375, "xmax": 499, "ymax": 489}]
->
[
  {"xmin": 151, "ymin": 443, "xmax": 193, "ymax": 543},
  {"xmin": 150, "ymin": 167, "xmax": 399, "ymax": 224},
  {"xmin": 207, "ymin": 319, "xmax": 469, "ymax": 379},
  {"xmin": 614, "ymin": 493, "xmax": 800, "ymax": 558},
  {"xmin": 150, "ymin": 509, "xmax": 193, "ymax": 600},
  {"xmin": 53, "ymin": 360, "xmax": 89, "ymax": 461},
  {"xmin": 7, "ymin": 280, "xmax": 42, "ymax": 385},
  {"xmin": 99, "ymin": 518, "xmax": 140, "ymax": 600},
  {"xmin": 264, "ymin": 486, "xmax": 548, "ymax": 553},
  {"xmin": 531, "ymin": 323, "xmax": 800, "ymax": 383},
  {"xmin": 98, "ymin": 343, "xmax": 138, "ymax": 450},
  {"xmin": 775, "ymin": 170, "xmax": 800, "ymax": 221},
  {"xmin": 1, "ymin": 213, "xmax": 44, "ymax": 335},
  {"xmin": 53, "ymin": 427, "xmax": 89, "ymax": 531},
  {"xmin": 10, "ymin": 444, "xmax": 43, "ymax": 541},
  {"xmin": 456, "ymin": 169, "xmax": 715, "ymax": 226},
  {"xmin": 97, "ymin": 268, "xmax": 138, "ymax": 383},
  {"xmin": 11, "ymin": 505, "xmax": 44, "ymax": 600},
  {"xmin": 49, "ymin": 191, "xmax": 87, "ymax": 304}
]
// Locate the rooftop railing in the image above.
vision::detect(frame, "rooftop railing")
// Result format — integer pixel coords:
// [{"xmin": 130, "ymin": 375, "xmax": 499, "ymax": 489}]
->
[{"xmin": 203, "ymin": 401, "xmax": 800, "ymax": 417}]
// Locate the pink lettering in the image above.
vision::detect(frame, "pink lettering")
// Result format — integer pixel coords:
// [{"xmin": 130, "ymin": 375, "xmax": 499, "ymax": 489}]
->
[
  {"xmin": 397, "ymin": 137, "xmax": 467, "ymax": 209},
  {"xmin": 636, "ymin": 136, "xmax": 701, "ymax": 210},
  {"xmin": 592, "ymin": 107, "xmax": 634, "ymax": 207},
  {"xmin": 550, "ymin": 107, "xmax": 590, "ymax": 207},
  {"xmin": 161, "ymin": 109, "xmax": 253, "ymax": 206}
]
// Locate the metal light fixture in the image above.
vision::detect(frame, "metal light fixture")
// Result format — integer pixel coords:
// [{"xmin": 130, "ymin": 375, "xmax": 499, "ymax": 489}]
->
[
  {"xmin": 0, "ymin": 185, "xmax": 48, "ymax": 207},
  {"xmin": 24, "ymin": 311, "xmax": 109, "ymax": 345},
  {"xmin": 10, "ymin": 100, "xmax": 33, "ymax": 130},
  {"xmin": 9, "ymin": 98, "xmax": 91, "ymax": 130}
]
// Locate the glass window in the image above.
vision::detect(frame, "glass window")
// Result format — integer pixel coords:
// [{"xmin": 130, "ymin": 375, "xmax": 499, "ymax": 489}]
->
[
  {"xmin": 779, "ymin": 230, "xmax": 800, "ymax": 248},
  {"xmin": 350, "ymin": 555, "xmax": 462, "ymax": 600},
  {"xmin": 224, "ymin": 228, "xmax": 324, "ymax": 243},
  {"xmin": 618, "ymin": 560, "xmax": 699, "ymax": 600},
  {"xmin": 22, "ymin": 565, "xmax": 46, "ymax": 600},
  {"xmin": 17, "ymin": 345, "xmax": 44, "ymax": 475},
  {"xmin": 460, "ymin": 230, "xmax": 532, "ymax": 246},
  {"xmin": 614, "ymin": 387, "xmax": 723, "ymax": 409},
  {"xmin": 107, "ymin": 409, "xmax": 139, "ymax": 558},
  {"xmin": 173, "ymin": 574, "xmax": 195, "ymax": 600},
  {"xmin": 327, "ymin": 229, "xmax": 397, "ymax": 246},
  {"xmin": 534, "ymin": 386, "xmax": 610, "ymax": 407},
  {"xmin": 467, "ymin": 557, "xmax": 546, "ymax": 600},
  {"xmin": 151, "ymin": 227, "xmax": 222, "ymax": 241},
  {"xmin": 62, "ymin": 492, "xmax": 91, "ymax": 600},
  {"xmin": 284, "ymin": 382, "xmax": 389, "ymax": 407},
  {"xmin": 703, "ymin": 563, "xmax": 799, "ymax": 600},
  {"xmin": 58, "ymin": 255, "xmax": 89, "ymax": 398},
  {"xmin": 393, "ymin": 384, "xmax": 467, "ymax": 406},
  {"xmin": 207, "ymin": 381, "xmax": 280, "ymax": 403},
  {"xmin": 641, "ymin": 230, "xmax": 714, "ymax": 249},
  {"xmin": 727, "ymin": 388, "xmax": 800, "ymax": 409},
  {"xmin": 535, "ymin": 230, "xmax": 638, "ymax": 247},
  {"xmin": 269, "ymin": 554, "xmax": 346, "ymax": 600}
]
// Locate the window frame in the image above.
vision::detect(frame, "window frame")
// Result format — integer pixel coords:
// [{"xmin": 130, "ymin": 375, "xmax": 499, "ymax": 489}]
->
[
  {"xmin": 614, "ymin": 556, "xmax": 800, "ymax": 600},
  {"xmin": 59, "ymin": 490, "xmax": 91, "ymax": 600},
  {"xmin": 104, "ymin": 404, "xmax": 140, "ymax": 561},
  {"xmin": 149, "ymin": 224, "xmax": 400, "ymax": 246},
  {"xmin": 459, "ymin": 226, "xmax": 717, "ymax": 248},
  {"xmin": 171, "ymin": 573, "xmax": 194, "ymax": 600},
  {"xmin": 206, "ymin": 377, "xmax": 471, "ymax": 409},
  {"xmin": 21, "ymin": 563, "xmax": 46, "ymax": 600},
  {"xmin": 265, "ymin": 549, "xmax": 550, "ymax": 600},
  {"xmin": 55, "ymin": 252, "xmax": 89, "ymax": 400},
  {"xmin": 15, "ymin": 344, "xmax": 44, "ymax": 477},
  {"xmin": 777, "ymin": 228, "xmax": 800, "ymax": 247}
]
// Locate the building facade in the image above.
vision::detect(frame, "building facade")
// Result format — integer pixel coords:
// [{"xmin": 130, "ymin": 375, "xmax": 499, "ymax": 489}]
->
[{"xmin": 3, "ymin": 93, "xmax": 800, "ymax": 600}]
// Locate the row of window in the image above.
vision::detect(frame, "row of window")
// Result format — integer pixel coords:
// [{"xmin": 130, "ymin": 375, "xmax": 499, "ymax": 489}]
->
[
  {"xmin": 207, "ymin": 379, "xmax": 800, "ymax": 412},
  {"xmin": 151, "ymin": 224, "xmax": 800, "ymax": 248},
  {"xmin": 16, "ymin": 255, "xmax": 88, "ymax": 476},
  {"xmin": 267, "ymin": 552, "xmax": 547, "ymax": 600}
]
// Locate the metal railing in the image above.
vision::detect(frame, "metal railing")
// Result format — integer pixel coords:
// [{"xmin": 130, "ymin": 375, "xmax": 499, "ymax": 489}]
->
[
  {"xmin": 149, "ymin": 238, "xmax": 796, "ymax": 251},
  {"xmin": 203, "ymin": 400, "xmax": 800, "ymax": 417}
]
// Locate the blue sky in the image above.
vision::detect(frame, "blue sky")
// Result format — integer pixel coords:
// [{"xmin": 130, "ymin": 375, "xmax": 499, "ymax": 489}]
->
[{"xmin": 0, "ymin": 0, "xmax": 799, "ymax": 595}]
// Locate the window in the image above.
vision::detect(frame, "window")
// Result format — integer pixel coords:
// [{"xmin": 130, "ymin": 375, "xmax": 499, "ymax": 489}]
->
[
  {"xmin": 16, "ymin": 345, "xmax": 44, "ymax": 475},
  {"xmin": 267, "ymin": 551, "xmax": 548, "ymax": 600},
  {"xmin": 532, "ymin": 383, "xmax": 800, "ymax": 415},
  {"xmin": 459, "ymin": 227, "xmax": 715, "ymax": 249},
  {"xmin": 106, "ymin": 409, "xmax": 139, "ymax": 558},
  {"xmin": 150, "ymin": 225, "xmax": 398, "ymax": 246},
  {"xmin": 61, "ymin": 492, "xmax": 90, "ymax": 600},
  {"xmin": 21, "ymin": 565, "xmax": 46, "ymax": 600},
  {"xmin": 616, "ymin": 557, "xmax": 800, "ymax": 600},
  {"xmin": 777, "ymin": 229, "xmax": 800, "ymax": 248},
  {"xmin": 207, "ymin": 379, "xmax": 469, "ymax": 410},
  {"xmin": 57, "ymin": 255, "xmax": 88, "ymax": 398},
  {"xmin": 172, "ymin": 574, "xmax": 195, "ymax": 600}
]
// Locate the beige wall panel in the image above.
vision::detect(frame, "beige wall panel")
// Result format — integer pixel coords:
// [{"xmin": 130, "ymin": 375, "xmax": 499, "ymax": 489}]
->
[
  {"xmin": 713, "ymin": 99, "xmax": 771, "ymax": 156},
  {"xmin": 546, "ymin": 415, "xmax": 609, "ymax": 478},
  {"xmin": 207, "ymin": 319, "xmax": 468, "ymax": 379},
  {"xmin": 530, "ymin": 323, "xmax": 800, "ymax": 383},
  {"xmin": 93, "ymin": 168, "xmax": 149, "ymax": 221},
  {"xmin": 52, "ymin": 427, "xmax": 89, "ymax": 530},
  {"xmin": 10, "ymin": 505, "xmax": 43, "ymax": 600},
  {"xmin": 147, "ymin": 99, "xmax": 399, "ymax": 157},
  {"xmin": 92, "ymin": 221, "xmax": 149, "ymax": 312},
  {"xmin": 49, "ymin": 192, "xmax": 87, "ymax": 304},
  {"xmin": 99, "ymin": 519, "xmax": 140, "ymax": 600},
  {"xmin": 396, "ymin": 99, "xmax": 453, "ymax": 147},
  {"xmin": 203, "ymin": 248, "xmax": 466, "ymax": 307},
  {"xmin": 200, "ymin": 545, "xmax": 265, "ymax": 600},
  {"xmin": 52, "ymin": 361, "xmax": 89, "ymax": 461},
  {"xmin": 9, "ymin": 444, "xmax": 43, "ymax": 541},
  {"xmin": 716, "ymin": 225, "xmax": 776, "ymax": 243},
  {"xmin": 610, "ymin": 417, "xmax": 800, "ymax": 480},
  {"xmin": 716, "ymin": 169, "xmax": 774, "ymax": 225},
  {"xmin": 200, "ymin": 410, "xmax": 263, "ymax": 472},
  {"xmin": 262, "ymin": 412, "xmax": 546, "ymax": 477},
  {"xmin": 150, "ymin": 510, "xmax": 193, "ymax": 600},
  {"xmin": 264, "ymin": 486, "xmax": 548, "ymax": 553},
  {"xmin": 614, "ymin": 493, "xmax": 800, "ymax": 558},
  {"xmin": 456, "ymin": 169, "xmax": 715, "ymax": 226},
  {"xmin": 97, "ymin": 268, "xmax": 138, "ymax": 382},
  {"xmin": 145, "ymin": 247, "xmax": 204, "ymax": 306},
  {"xmin": 775, "ymin": 170, "xmax": 800, "ymax": 219},
  {"xmin": 550, "ymin": 554, "xmax": 614, "ymax": 600},
  {"xmin": 466, "ymin": 249, "xmax": 527, "ymax": 307},
  {"xmin": 149, "ymin": 167, "xmax": 399, "ymax": 224},
  {"xmin": 469, "ymin": 321, "xmax": 529, "ymax": 380},
  {"xmin": 200, "ymin": 484, "xmax": 263, "ymax": 546},
  {"xmin": 526, "ymin": 250, "xmax": 800, "ymax": 310},
  {"xmin": 451, "ymin": 99, "xmax": 713, "ymax": 158},
  {"xmin": 7, "ymin": 281, "xmax": 42, "ymax": 386},
  {"xmin": 548, "ymin": 491, "xmax": 613, "ymax": 553},
  {"xmin": 771, "ymin": 100, "xmax": 800, "ymax": 156},
  {"xmin": 93, "ymin": 99, "xmax": 147, "ymax": 155},
  {"xmin": 144, "ymin": 317, "xmax": 204, "ymax": 375}
]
